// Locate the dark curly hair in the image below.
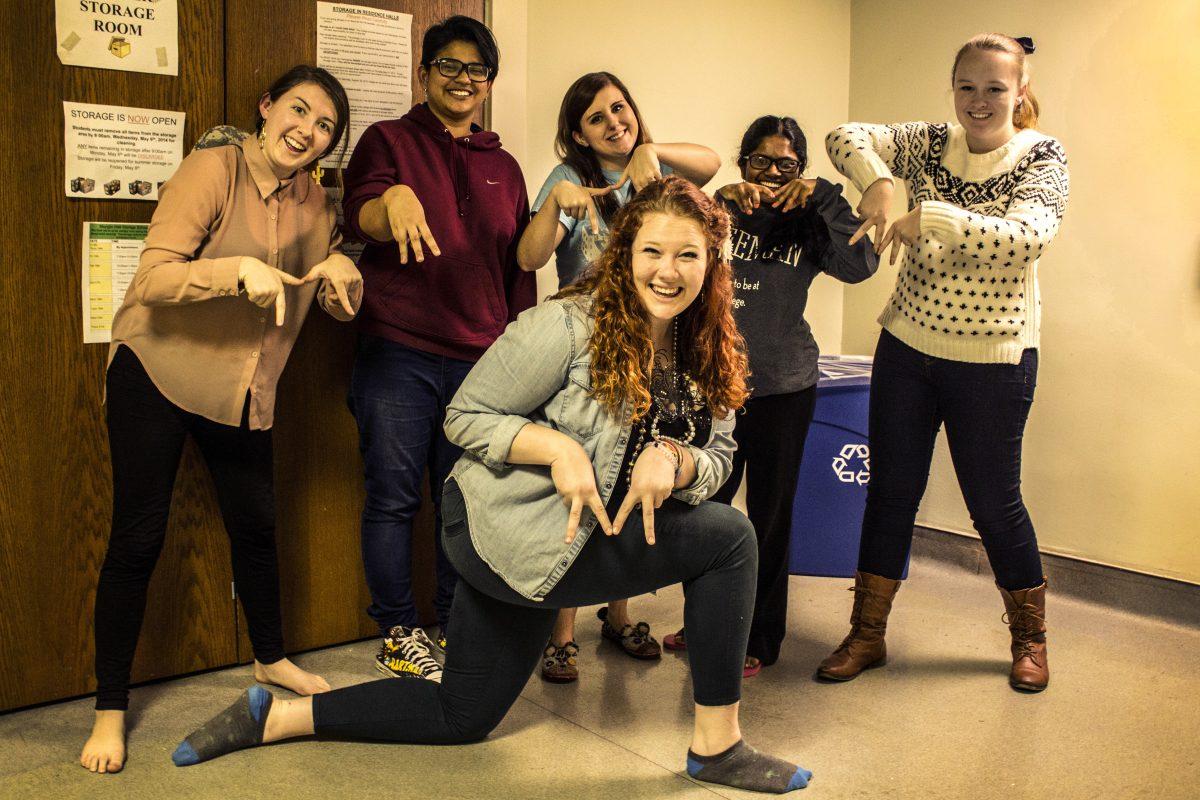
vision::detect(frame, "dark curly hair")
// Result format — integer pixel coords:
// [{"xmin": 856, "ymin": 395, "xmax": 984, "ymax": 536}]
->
[{"xmin": 556, "ymin": 176, "xmax": 749, "ymax": 420}]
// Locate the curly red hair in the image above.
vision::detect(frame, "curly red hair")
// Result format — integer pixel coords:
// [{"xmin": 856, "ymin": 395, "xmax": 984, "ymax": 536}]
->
[{"xmin": 556, "ymin": 176, "xmax": 749, "ymax": 420}]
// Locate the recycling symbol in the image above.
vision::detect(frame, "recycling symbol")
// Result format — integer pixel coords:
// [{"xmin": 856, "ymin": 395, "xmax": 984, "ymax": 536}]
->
[{"xmin": 832, "ymin": 443, "xmax": 870, "ymax": 485}]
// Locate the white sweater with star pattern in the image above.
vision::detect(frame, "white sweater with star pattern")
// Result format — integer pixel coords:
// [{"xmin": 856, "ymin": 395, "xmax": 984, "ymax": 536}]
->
[{"xmin": 826, "ymin": 121, "xmax": 1069, "ymax": 364}]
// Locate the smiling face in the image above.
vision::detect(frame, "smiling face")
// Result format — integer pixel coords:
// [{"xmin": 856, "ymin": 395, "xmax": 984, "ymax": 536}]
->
[
  {"xmin": 953, "ymin": 48, "xmax": 1025, "ymax": 152},
  {"xmin": 573, "ymin": 83, "xmax": 640, "ymax": 171},
  {"xmin": 740, "ymin": 135, "xmax": 800, "ymax": 190},
  {"xmin": 631, "ymin": 212, "xmax": 708, "ymax": 338},
  {"xmin": 419, "ymin": 40, "xmax": 492, "ymax": 130},
  {"xmin": 257, "ymin": 81, "xmax": 338, "ymax": 180}
]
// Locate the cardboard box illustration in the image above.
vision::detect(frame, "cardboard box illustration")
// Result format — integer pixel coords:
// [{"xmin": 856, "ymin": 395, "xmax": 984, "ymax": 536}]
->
[
  {"xmin": 109, "ymin": 37, "xmax": 131, "ymax": 58},
  {"xmin": 129, "ymin": 180, "xmax": 154, "ymax": 196},
  {"xmin": 103, "ymin": 179, "xmax": 122, "ymax": 195},
  {"xmin": 71, "ymin": 177, "xmax": 95, "ymax": 193}
]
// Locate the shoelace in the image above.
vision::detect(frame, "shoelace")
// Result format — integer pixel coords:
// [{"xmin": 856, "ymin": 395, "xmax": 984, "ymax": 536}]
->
[
  {"xmin": 1002, "ymin": 605, "xmax": 1046, "ymax": 665},
  {"xmin": 405, "ymin": 630, "xmax": 444, "ymax": 675},
  {"xmin": 834, "ymin": 585, "xmax": 874, "ymax": 652}
]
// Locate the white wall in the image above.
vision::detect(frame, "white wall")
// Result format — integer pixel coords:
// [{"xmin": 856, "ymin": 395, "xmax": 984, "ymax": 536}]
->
[
  {"xmin": 844, "ymin": 0, "xmax": 1200, "ymax": 582},
  {"xmin": 492, "ymin": 0, "xmax": 1200, "ymax": 583}
]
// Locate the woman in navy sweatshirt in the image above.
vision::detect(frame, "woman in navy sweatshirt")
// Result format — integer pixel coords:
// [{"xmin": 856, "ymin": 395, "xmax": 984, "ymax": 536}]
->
[
  {"xmin": 341, "ymin": 16, "xmax": 535, "ymax": 683},
  {"xmin": 663, "ymin": 116, "xmax": 878, "ymax": 676}
]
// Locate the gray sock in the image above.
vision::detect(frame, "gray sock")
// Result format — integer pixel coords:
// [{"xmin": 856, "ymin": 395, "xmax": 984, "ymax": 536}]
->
[
  {"xmin": 687, "ymin": 739, "xmax": 812, "ymax": 793},
  {"xmin": 172, "ymin": 686, "xmax": 273, "ymax": 766}
]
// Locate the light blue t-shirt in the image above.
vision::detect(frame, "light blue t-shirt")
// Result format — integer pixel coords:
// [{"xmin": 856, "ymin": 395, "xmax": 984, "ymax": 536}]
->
[{"xmin": 531, "ymin": 162, "xmax": 673, "ymax": 289}]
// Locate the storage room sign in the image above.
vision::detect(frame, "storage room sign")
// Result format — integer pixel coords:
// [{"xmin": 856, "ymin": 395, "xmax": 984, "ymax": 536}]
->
[{"xmin": 56, "ymin": 0, "xmax": 179, "ymax": 76}]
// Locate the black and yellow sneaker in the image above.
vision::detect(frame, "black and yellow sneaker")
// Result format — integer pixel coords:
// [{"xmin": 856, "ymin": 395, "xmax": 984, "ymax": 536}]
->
[{"xmin": 375, "ymin": 626, "xmax": 443, "ymax": 683}]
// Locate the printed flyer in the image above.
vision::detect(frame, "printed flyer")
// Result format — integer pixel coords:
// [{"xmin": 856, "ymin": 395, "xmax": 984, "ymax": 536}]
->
[
  {"xmin": 82, "ymin": 221, "xmax": 148, "ymax": 344},
  {"xmin": 64, "ymin": 101, "xmax": 184, "ymax": 201},
  {"xmin": 316, "ymin": 2, "xmax": 412, "ymax": 167}
]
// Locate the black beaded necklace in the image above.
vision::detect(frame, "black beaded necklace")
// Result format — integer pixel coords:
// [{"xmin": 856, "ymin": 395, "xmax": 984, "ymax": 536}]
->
[{"xmin": 624, "ymin": 319, "xmax": 704, "ymax": 486}]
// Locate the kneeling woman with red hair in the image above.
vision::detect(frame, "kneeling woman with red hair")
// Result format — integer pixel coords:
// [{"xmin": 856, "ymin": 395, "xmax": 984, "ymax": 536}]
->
[{"xmin": 172, "ymin": 176, "xmax": 812, "ymax": 794}]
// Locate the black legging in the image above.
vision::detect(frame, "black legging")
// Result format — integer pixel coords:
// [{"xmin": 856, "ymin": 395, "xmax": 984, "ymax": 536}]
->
[
  {"xmin": 94, "ymin": 347, "xmax": 286, "ymax": 711},
  {"xmin": 311, "ymin": 479, "xmax": 757, "ymax": 742},
  {"xmin": 710, "ymin": 387, "xmax": 816, "ymax": 666}
]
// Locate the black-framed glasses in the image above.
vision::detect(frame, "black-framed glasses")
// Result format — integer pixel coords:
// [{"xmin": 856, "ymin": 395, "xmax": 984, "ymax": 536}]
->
[
  {"xmin": 428, "ymin": 58, "xmax": 492, "ymax": 82},
  {"xmin": 743, "ymin": 154, "xmax": 800, "ymax": 173}
]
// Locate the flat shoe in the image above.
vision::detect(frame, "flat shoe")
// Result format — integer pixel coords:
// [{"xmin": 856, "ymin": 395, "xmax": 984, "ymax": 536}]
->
[
  {"xmin": 541, "ymin": 641, "xmax": 579, "ymax": 683},
  {"xmin": 663, "ymin": 627, "xmax": 687, "ymax": 651},
  {"xmin": 597, "ymin": 607, "xmax": 661, "ymax": 660}
]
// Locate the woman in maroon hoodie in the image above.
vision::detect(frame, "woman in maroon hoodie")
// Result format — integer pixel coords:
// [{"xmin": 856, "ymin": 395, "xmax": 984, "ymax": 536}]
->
[{"xmin": 341, "ymin": 16, "xmax": 535, "ymax": 682}]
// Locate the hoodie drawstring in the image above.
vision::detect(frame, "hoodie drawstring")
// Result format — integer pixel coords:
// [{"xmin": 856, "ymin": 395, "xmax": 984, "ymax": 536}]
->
[{"xmin": 446, "ymin": 134, "xmax": 471, "ymax": 217}]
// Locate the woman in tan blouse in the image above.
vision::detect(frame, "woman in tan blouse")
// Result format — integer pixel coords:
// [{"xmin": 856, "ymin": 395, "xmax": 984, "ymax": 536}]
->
[{"xmin": 81, "ymin": 65, "xmax": 362, "ymax": 775}]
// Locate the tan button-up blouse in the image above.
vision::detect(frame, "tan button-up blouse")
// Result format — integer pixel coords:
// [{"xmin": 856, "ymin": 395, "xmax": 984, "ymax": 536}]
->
[{"xmin": 109, "ymin": 138, "xmax": 361, "ymax": 429}]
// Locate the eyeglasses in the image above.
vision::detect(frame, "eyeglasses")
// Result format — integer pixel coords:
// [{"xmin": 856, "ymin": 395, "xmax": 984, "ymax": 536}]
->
[
  {"xmin": 743, "ymin": 154, "xmax": 800, "ymax": 173},
  {"xmin": 428, "ymin": 58, "xmax": 493, "ymax": 82}
]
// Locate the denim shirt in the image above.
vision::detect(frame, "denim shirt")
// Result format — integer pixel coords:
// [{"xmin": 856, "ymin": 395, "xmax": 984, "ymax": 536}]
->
[{"xmin": 444, "ymin": 297, "xmax": 736, "ymax": 600}]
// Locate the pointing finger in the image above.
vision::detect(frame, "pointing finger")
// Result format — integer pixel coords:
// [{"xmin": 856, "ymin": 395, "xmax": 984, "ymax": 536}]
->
[
  {"xmin": 565, "ymin": 497, "xmax": 582, "ymax": 544},
  {"xmin": 642, "ymin": 500, "xmax": 655, "ymax": 546}
]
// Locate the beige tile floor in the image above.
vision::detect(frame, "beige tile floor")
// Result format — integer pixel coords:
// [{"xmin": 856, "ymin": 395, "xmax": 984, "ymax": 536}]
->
[{"xmin": 3, "ymin": 555, "xmax": 1198, "ymax": 800}]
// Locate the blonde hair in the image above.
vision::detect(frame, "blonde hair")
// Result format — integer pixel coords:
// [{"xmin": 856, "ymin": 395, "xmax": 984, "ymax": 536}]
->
[{"xmin": 952, "ymin": 34, "xmax": 1039, "ymax": 129}]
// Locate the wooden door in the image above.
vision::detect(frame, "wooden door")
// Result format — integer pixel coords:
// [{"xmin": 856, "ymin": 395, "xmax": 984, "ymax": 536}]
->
[
  {"xmin": 0, "ymin": 0, "xmax": 233, "ymax": 711},
  {"xmin": 0, "ymin": 0, "xmax": 487, "ymax": 712}
]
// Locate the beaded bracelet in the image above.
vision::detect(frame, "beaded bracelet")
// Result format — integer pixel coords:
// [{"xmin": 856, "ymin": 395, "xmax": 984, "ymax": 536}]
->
[{"xmin": 648, "ymin": 439, "xmax": 682, "ymax": 479}]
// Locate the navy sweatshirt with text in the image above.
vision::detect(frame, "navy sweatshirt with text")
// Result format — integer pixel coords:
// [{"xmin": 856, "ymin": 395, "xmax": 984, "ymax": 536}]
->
[{"xmin": 720, "ymin": 178, "xmax": 879, "ymax": 396}]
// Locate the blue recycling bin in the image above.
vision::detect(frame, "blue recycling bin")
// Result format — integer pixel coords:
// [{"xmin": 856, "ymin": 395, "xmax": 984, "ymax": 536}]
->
[{"xmin": 788, "ymin": 356, "xmax": 909, "ymax": 579}]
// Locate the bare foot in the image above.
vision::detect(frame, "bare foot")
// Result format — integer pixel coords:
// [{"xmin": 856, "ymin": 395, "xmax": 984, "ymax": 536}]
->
[
  {"xmin": 253, "ymin": 658, "xmax": 330, "ymax": 695},
  {"xmin": 606, "ymin": 599, "xmax": 632, "ymax": 630},
  {"xmin": 80, "ymin": 710, "xmax": 126, "ymax": 774}
]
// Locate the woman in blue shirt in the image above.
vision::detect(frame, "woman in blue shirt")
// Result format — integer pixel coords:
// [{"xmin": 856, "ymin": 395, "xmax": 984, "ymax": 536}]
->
[{"xmin": 517, "ymin": 71, "xmax": 721, "ymax": 682}]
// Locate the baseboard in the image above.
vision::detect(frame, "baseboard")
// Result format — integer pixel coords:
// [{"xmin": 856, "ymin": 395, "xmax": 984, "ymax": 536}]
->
[{"xmin": 910, "ymin": 526, "xmax": 1200, "ymax": 629}]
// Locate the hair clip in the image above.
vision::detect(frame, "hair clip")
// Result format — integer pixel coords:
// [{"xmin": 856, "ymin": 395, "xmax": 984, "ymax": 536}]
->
[{"xmin": 1013, "ymin": 36, "xmax": 1036, "ymax": 55}]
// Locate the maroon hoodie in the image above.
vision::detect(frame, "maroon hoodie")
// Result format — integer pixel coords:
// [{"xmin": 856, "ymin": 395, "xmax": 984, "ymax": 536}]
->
[{"xmin": 343, "ymin": 103, "xmax": 534, "ymax": 361}]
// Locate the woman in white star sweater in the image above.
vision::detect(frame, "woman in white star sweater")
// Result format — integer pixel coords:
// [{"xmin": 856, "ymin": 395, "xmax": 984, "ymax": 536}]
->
[{"xmin": 817, "ymin": 34, "xmax": 1069, "ymax": 693}]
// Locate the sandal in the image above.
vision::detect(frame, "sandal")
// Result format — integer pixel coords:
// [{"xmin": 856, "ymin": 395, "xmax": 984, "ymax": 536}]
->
[
  {"xmin": 743, "ymin": 655, "xmax": 762, "ymax": 678},
  {"xmin": 663, "ymin": 626, "xmax": 687, "ymax": 651},
  {"xmin": 541, "ymin": 641, "xmax": 579, "ymax": 683},
  {"xmin": 597, "ymin": 607, "xmax": 661, "ymax": 660}
]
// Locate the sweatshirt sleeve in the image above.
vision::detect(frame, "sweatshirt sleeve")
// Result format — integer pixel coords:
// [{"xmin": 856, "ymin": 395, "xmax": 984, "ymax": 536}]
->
[
  {"xmin": 444, "ymin": 301, "xmax": 572, "ymax": 470},
  {"xmin": 341, "ymin": 122, "xmax": 398, "ymax": 245},
  {"xmin": 825, "ymin": 122, "xmax": 935, "ymax": 192},
  {"xmin": 919, "ymin": 140, "xmax": 1069, "ymax": 268},
  {"xmin": 131, "ymin": 149, "xmax": 241, "ymax": 306},
  {"xmin": 804, "ymin": 178, "xmax": 880, "ymax": 284}
]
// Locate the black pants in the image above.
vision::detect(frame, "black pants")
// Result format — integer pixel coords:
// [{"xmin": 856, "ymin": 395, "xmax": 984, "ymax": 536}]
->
[
  {"xmin": 857, "ymin": 330, "xmax": 1043, "ymax": 590},
  {"xmin": 94, "ymin": 347, "xmax": 286, "ymax": 711},
  {"xmin": 710, "ymin": 387, "xmax": 816, "ymax": 666},
  {"xmin": 311, "ymin": 480, "xmax": 757, "ymax": 741}
]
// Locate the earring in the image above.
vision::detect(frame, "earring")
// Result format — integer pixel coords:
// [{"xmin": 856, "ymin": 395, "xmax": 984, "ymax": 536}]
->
[{"xmin": 257, "ymin": 128, "xmax": 266, "ymax": 149}]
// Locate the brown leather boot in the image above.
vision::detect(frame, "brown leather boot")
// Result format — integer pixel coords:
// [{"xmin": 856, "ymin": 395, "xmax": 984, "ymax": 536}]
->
[
  {"xmin": 817, "ymin": 571, "xmax": 901, "ymax": 681},
  {"xmin": 998, "ymin": 580, "xmax": 1049, "ymax": 692}
]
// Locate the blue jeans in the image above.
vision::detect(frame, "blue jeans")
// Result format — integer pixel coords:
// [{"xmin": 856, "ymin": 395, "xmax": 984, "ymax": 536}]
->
[
  {"xmin": 349, "ymin": 335, "xmax": 475, "ymax": 633},
  {"xmin": 857, "ymin": 329, "xmax": 1043, "ymax": 590}
]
